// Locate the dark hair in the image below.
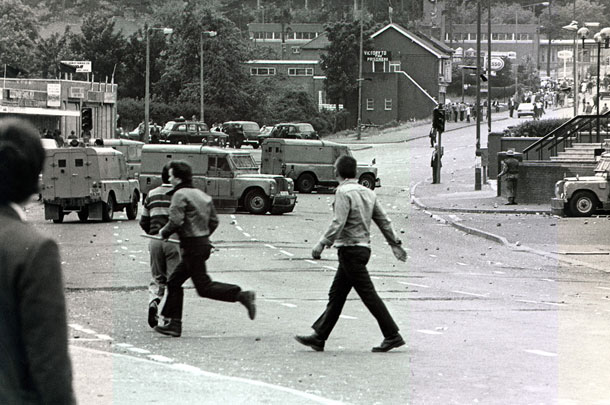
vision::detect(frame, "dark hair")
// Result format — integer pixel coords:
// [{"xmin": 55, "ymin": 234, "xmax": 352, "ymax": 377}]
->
[
  {"xmin": 168, "ymin": 160, "xmax": 192, "ymax": 184},
  {"xmin": 335, "ymin": 155, "xmax": 357, "ymax": 179},
  {"xmin": 0, "ymin": 118, "xmax": 45, "ymax": 204},
  {"xmin": 161, "ymin": 163, "xmax": 170, "ymax": 184}
]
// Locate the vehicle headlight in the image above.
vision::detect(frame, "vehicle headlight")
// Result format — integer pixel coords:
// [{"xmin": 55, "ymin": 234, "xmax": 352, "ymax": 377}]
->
[
  {"xmin": 270, "ymin": 182, "xmax": 276, "ymax": 193},
  {"xmin": 554, "ymin": 181, "xmax": 565, "ymax": 199}
]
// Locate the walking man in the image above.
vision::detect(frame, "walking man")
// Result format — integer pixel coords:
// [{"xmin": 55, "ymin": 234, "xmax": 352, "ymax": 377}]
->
[
  {"xmin": 154, "ymin": 160, "xmax": 256, "ymax": 337},
  {"xmin": 498, "ymin": 150, "xmax": 519, "ymax": 205},
  {"xmin": 295, "ymin": 155, "xmax": 407, "ymax": 352},
  {"xmin": 139, "ymin": 163, "xmax": 181, "ymax": 328}
]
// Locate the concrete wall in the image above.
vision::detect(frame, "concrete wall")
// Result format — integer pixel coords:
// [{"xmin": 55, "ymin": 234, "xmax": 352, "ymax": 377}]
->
[
  {"xmin": 488, "ymin": 133, "xmax": 542, "ymax": 178},
  {"xmin": 500, "ymin": 162, "xmax": 597, "ymax": 203}
]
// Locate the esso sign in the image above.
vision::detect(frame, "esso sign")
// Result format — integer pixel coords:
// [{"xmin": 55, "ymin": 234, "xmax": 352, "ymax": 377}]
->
[{"xmin": 490, "ymin": 57, "xmax": 505, "ymax": 71}]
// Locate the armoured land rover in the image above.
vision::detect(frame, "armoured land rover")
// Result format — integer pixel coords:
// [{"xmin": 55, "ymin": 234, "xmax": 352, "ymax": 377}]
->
[
  {"xmin": 41, "ymin": 147, "xmax": 141, "ymax": 223},
  {"xmin": 260, "ymin": 138, "xmax": 380, "ymax": 193},
  {"xmin": 99, "ymin": 138, "xmax": 144, "ymax": 179},
  {"xmin": 139, "ymin": 144, "xmax": 297, "ymax": 215},
  {"xmin": 552, "ymin": 152, "xmax": 610, "ymax": 217}
]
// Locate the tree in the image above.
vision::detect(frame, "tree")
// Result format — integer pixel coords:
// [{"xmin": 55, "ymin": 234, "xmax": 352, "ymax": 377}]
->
[
  {"xmin": 34, "ymin": 29, "xmax": 73, "ymax": 79},
  {"xmin": 0, "ymin": 0, "xmax": 39, "ymax": 74},
  {"xmin": 320, "ymin": 20, "xmax": 376, "ymax": 117},
  {"xmin": 69, "ymin": 14, "xmax": 128, "ymax": 83}
]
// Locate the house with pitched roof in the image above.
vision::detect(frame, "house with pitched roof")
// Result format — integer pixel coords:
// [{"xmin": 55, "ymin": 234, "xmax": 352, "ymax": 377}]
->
[{"xmin": 361, "ymin": 23, "xmax": 453, "ymax": 124}]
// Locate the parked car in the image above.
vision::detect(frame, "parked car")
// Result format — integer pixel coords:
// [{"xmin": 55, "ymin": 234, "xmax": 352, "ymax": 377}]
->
[
  {"xmin": 223, "ymin": 121, "xmax": 261, "ymax": 148},
  {"xmin": 552, "ymin": 152, "xmax": 610, "ymax": 217},
  {"xmin": 517, "ymin": 103, "xmax": 535, "ymax": 118},
  {"xmin": 159, "ymin": 120, "xmax": 228, "ymax": 146},
  {"xmin": 258, "ymin": 123, "xmax": 319, "ymax": 143}
]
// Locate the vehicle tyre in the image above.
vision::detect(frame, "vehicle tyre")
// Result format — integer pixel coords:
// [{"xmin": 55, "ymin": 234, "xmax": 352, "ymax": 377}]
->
[
  {"xmin": 126, "ymin": 192, "xmax": 139, "ymax": 220},
  {"xmin": 244, "ymin": 189, "xmax": 270, "ymax": 215},
  {"xmin": 568, "ymin": 191, "xmax": 598, "ymax": 217},
  {"xmin": 53, "ymin": 208, "xmax": 65, "ymax": 224},
  {"xmin": 359, "ymin": 173, "xmax": 376, "ymax": 190},
  {"xmin": 102, "ymin": 194, "xmax": 115, "ymax": 222},
  {"xmin": 77, "ymin": 207, "xmax": 89, "ymax": 222},
  {"xmin": 296, "ymin": 173, "xmax": 315, "ymax": 193}
]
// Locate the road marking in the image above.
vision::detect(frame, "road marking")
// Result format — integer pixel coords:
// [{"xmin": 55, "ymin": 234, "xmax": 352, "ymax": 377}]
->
[
  {"xmin": 452, "ymin": 290, "xmax": 489, "ymax": 298},
  {"xmin": 339, "ymin": 315, "xmax": 357, "ymax": 320},
  {"xmin": 398, "ymin": 281, "xmax": 430, "ymax": 288},
  {"xmin": 524, "ymin": 349, "xmax": 557, "ymax": 357},
  {"xmin": 456, "ymin": 262, "xmax": 468, "ymax": 266},
  {"xmin": 147, "ymin": 354, "xmax": 174, "ymax": 363},
  {"xmin": 596, "ymin": 286, "xmax": 610, "ymax": 291},
  {"xmin": 541, "ymin": 302, "xmax": 566, "ymax": 307},
  {"xmin": 265, "ymin": 244, "xmax": 277, "ymax": 249},
  {"xmin": 305, "ymin": 259, "xmax": 318, "ymax": 265},
  {"xmin": 280, "ymin": 250, "xmax": 294, "ymax": 256},
  {"xmin": 236, "ymin": 226, "xmax": 243, "ymax": 231},
  {"xmin": 128, "ymin": 347, "xmax": 150, "ymax": 354},
  {"xmin": 281, "ymin": 303, "xmax": 297, "ymax": 308},
  {"xmin": 97, "ymin": 334, "xmax": 112, "ymax": 340},
  {"xmin": 541, "ymin": 278, "xmax": 555, "ymax": 282},
  {"xmin": 243, "ymin": 232, "xmax": 251, "ymax": 237},
  {"xmin": 417, "ymin": 329, "xmax": 443, "ymax": 335},
  {"xmin": 323, "ymin": 266, "xmax": 336, "ymax": 271}
]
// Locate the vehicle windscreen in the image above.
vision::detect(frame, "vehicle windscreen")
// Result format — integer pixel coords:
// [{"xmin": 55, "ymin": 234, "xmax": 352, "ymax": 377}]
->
[
  {"xmin": 242, "ymin": 123, "xmax": 260, "ymax": 131},
  {"xmin": 231, "ymin": 154, "xmax": 258, "ymax": 170},
  {"xmin": 297, "ymin": 124, "xmax": 315, "ymax": 133},
  {"xmin": 595, "ymin": 158, "xmax": 610, "ymax": 173},
  {"xmin": 163, "ymin": 122, "xmax": 175, "ymax": 130}
]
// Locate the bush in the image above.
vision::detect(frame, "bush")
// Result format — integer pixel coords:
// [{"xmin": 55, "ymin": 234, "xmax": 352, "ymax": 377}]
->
[{"xmin": 511, "ymin": 118, "xmax": 568, "ymax": 137}]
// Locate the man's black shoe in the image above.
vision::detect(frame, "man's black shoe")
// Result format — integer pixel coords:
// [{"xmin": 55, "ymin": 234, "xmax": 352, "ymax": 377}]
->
[
  {"xmin": 154, "ymin": 320, "xmax": 182, "ymax": 337},
  {"xmin": 148, "ymin": 299, "xmax": 160, "ymax": 328},
  {"xmin": 372, "ymin": 334, "xmax": 405, "ymax": 352},
  {"xmin": 239, "ymin": 291, "xmax": 256, "ymax": 320},
  {"xmin": 295, "ymin": 334, "xmax": 325, "ymax": 352}
]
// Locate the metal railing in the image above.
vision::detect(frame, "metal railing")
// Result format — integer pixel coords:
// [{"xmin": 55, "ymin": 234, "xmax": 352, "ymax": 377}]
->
[{"xmin": 523, "ymin": 111, "xmax": 610, "ymax": 160}]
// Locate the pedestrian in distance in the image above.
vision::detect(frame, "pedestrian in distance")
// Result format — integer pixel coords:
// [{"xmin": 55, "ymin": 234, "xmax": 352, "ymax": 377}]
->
[
  {"xmin": 0, "ymin": 118, "xmax": 75, "ymax": 404},
  {"xmin": 154, "ymin": 160, "xmax": 256, "ymax": 337},
  {"xmin": 498, "ymin": 150, "xmax": 519, "ymax": 205},
  {"xmin": 139, "ymin": 163, "xmax": 181, "ymax": 329},
  {"xmin": 295, "ymin": 155, "xmax": 407, "ymax": 353},
  {"xmin": 429, "ymin": 126, "xmax": 436, "ymax": 148},
  {"xmin": 431, "ymin": 146, "xmax": 442, "ymax": 184}
]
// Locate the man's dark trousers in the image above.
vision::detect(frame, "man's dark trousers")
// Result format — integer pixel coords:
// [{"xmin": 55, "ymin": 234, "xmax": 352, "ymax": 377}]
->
[
  {"xmin": 312, "ymin": 246, "xmax": 399, "ymax": 339},
  {"xmin": 161, "ymin": 238, "xmax": 241, "ymax": 320}
]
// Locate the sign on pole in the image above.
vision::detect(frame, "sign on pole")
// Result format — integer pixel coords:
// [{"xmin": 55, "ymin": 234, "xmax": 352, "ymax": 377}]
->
[{"xmin": 60, "ymin": 61, "xmax": 92, "ymax": 73}]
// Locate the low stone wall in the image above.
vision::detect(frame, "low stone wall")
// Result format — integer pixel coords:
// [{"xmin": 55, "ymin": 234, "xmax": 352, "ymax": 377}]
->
[
  {"xmin": 499, "ymin": 161, "xmax": 597, "ymax": 203},
  {"xmin": 488, "ymin": 133, "xmax": 542, "ymax": 178}
]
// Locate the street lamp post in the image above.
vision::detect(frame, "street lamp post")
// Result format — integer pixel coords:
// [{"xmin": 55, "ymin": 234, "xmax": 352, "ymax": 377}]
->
[
  {"xmin": 562, "ymin": 20, "xmax": 579, "ymax": 115},
  {"xmin": 200, "ymin": 30, "xmax": 217, "ymax": 124},
  {"xmin": 356, "ymin": 0, "xmax": 364, "ymax": 141},
  {"xmin": 145, "ymin": 26, "xmax": 173, "ymax": 143}
]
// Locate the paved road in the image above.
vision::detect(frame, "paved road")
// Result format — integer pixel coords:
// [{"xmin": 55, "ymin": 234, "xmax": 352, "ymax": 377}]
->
[{"xmin": 26, "ymin": 108, "xmax": 610, "ymax": 403}]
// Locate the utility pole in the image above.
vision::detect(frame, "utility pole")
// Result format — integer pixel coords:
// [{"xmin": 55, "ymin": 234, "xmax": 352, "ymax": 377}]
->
[
  {"xmin": 356, "ymin": 0, "xmax": 364, "ymax": 141},
  {"xmin": 475, "ymin": 0, "xmax": 482, "ymax": 191},
  {"xmin": 547, "ymin": 0, "xmax": 552, "ymax": 77},
  {"xmin": 487, "ymin": 0, "xmax": 492, "ymax": 133}
]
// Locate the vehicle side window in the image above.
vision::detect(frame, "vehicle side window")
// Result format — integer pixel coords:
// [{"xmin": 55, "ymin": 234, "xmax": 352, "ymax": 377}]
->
[
  {"xmin": 208, "ymin": 156, "xmax": 217, "ymax": 171},
  {"xmin": 177, "ymin": 124, "xmax": 187, "ymax": 132},
  {"xmin": 288, "ymin": 126, "xmax": 296, "ymax": 133},
  {"xmin": 75, "ymin": 159, "xmax": 83, "ymax": 167},
  {"xmin": 58, "ymin": 159, "xmax": 66, "ymax": 168},
  {"xmin": 217, "ymin": 157, "xmax": 230, "ymax": 172},
  {"xmin": 187, "ymin": 124, "xmax": 197, "ymax": 132}
]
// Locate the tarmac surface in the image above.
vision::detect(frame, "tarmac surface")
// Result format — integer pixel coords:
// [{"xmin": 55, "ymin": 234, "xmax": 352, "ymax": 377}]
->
[{"xmin": 70, "ymin": 106, "xmax": 608, "ymax": 404}]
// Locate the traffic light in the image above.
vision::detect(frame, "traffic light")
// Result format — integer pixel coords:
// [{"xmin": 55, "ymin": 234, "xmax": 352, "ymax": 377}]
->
[
  {"xmin": 433, "ymin": 107, "xmax": 445, "ymax": 133},
  {"xmin": 81, "ymin": 107, "xmax": 92, "ymax": 131}
]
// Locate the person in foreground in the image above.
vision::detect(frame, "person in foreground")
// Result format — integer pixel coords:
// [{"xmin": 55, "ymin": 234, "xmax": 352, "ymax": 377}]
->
[
  {"xmin": 0, "ymin": 118, "xmax": 75, "ymax": 403},
  {"xmin": 295, "ymin": 155, "xmax": 408, "ymax": 353},
  {"xmin": 154, "ymin": 160, "xmax": 256, "ymax": 337}
]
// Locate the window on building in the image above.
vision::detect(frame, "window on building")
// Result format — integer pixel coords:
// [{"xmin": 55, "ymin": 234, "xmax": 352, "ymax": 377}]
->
[
  {"xmin": 292, "ymin": 47, "xmax": 301, "ymax": 54},
  {"xmin": 288, "ymin": 68, "xmax": 313, "ymax": 76},
  {"xmin": 274, "ymin": 32, "xmax": 281, "ymax": 39},
  {"xmin": 251, "ymin": 68, "xmax": 276, "ymax": 76},
  {"xmin": 470, "ymin": 33, "xmax": 477, "ymax": 40},
  {"xmin": 389, "ymin": 61, "xmax": 401, "ymax": 72},
  {"xmin": 385, "ymin": 99, "xmax": 392, "ymax": 111},
  {"xmin": 366, "ymin": 98, "xmax": 374, "ymax": 111},
  {"xmin": 253, "ymin": 32, "xmax": 264, "ymax": 40},
  {"xmin": 373, "ymin": 61, "xmax": 385, "ymax": 72}
]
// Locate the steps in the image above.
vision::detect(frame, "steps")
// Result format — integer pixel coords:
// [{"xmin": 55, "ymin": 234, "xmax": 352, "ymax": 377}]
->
[{"xmin": 549, "ymin": 142, "xmax": 606, "ymax": 162}]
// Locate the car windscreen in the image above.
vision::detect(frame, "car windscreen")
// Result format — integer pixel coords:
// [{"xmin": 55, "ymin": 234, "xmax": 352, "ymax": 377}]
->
[
  {"xmin": 297, "ymin": 124, "xmax": 315, "ymax": 133},
  {"xmin": 242, "ymin": 123, "xmax": 260, "ymax": 131},
  {"xmin": 231, "ymin": 154, "xmax": 258, "ymax": 169},
  {"xmin": 163, "ymin": 122, "xmax": 175, "ymax": 130}
]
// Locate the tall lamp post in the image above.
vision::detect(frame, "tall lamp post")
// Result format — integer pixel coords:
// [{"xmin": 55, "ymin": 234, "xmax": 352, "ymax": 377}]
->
[
  {"xmin": 145, "ymin": 26, "xmax": 173, "ymax": 143},
  {"xmin": 200, "ymin": 30, "xmax": 217, "ymax": 123},
  {"xmin": 356, "ymin": 0, "xmax": 364, "ymax": 141}
]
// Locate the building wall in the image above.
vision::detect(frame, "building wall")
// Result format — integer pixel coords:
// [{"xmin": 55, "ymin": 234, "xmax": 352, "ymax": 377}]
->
[
  {"xmin": 504, "ymin": 162, "xmax": 596, "ymax": 203},
  {"xmin": 369, "ymin": 29, "xmax": 441, "ymax": 100},
  {"xmin": 0, "ymin": 78, "xmax": 117, "ymax": 139},
  {"xmin": 488, "ymin": 134, "xmax": 542, "ymax": 178},
  {"xmin": 246, "ymin": 61, "xmax": 321, "ymax": 101}
]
